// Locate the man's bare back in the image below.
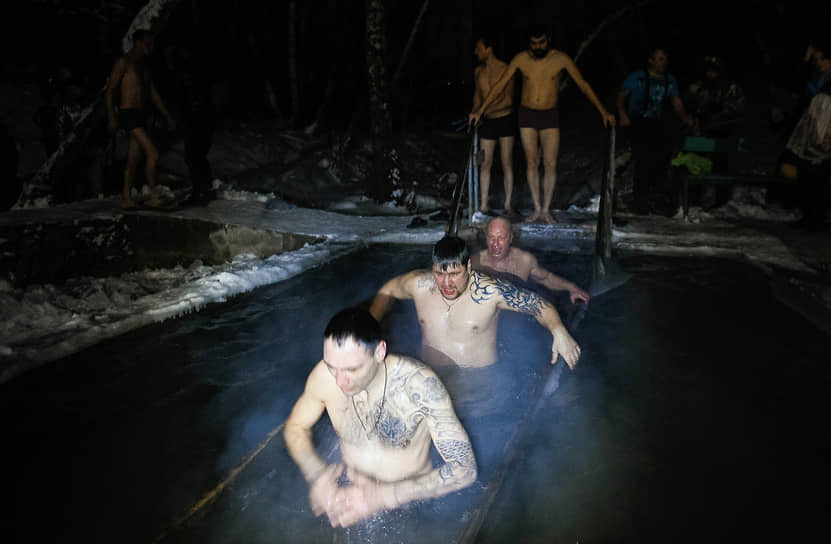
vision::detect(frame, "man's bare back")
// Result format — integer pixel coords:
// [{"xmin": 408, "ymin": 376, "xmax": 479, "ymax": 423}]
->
[
  {"xmin": 114, "ymin": 56, "xmax": 151, "ymax": 110},
  {"xmin": 475, "ymin": 59, "xmax": 513, "ymax": 119}
]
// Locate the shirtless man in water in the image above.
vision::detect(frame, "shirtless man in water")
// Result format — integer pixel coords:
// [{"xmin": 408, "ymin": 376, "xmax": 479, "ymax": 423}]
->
[
  {"xmin": 472, "ymin": 216, "xmax": 590, "ymax": 304},
  {"xmin": 105, "ymin": 29, "xmax": 175, "ymax": 209},
  {"xmin": 471, "ymin": 34, "xmax": 516, "ymax": 217},
  {"xmin": 470, "ymin": 25, "xmax": 615, "ymax": 224},
  {"xmin": 369, "ymin": 235, "xmax": 581, "ymax": 370},
  {"xmin": 284, "ymin": 308, "xmax": 476, "ymax": 528}
]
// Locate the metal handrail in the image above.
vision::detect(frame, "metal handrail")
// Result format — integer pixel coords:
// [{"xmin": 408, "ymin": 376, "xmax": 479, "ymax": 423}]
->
[{"xmin": 445, "ymin": 126, "xmax": 478, "ymax": 236}]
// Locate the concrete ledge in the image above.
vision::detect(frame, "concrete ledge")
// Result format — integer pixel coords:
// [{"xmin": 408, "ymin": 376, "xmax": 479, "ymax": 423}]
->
[{"xmin": 0, "ymin": 213, "xmax": 321, "ymax": 288}]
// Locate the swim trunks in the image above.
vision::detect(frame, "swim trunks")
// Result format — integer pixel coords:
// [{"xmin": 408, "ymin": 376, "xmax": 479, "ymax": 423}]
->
[
  {"xmin": 518, "ymin": 105, "xmax": 559, "ymax": 130},
  {"xmin": 118, "ymin": 108, "xmax": 147, "ymax": 132},
  {"xmin": 478, "ymin": 113, "xmax": 516, "ymax": 140}
]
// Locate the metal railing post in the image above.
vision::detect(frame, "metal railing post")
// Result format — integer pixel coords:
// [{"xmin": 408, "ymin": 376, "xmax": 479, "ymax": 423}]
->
[{"xmin": 472, "ymin": 127, "xmax": 479, "ymax": 220}]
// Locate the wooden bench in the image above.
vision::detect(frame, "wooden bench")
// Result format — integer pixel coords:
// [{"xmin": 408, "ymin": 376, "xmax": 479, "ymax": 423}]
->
[{"xmin": 672, "ymin": 135, "xmax": 793, "ymax": 220}]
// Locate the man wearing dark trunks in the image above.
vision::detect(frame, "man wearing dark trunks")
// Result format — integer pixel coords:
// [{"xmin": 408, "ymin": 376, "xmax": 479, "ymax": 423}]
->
[
  {"xmin": 471, "ymin": 35, "xmax": 517, "ymax": 217},
  {"xmin": 106, "ymin": 29, "xmax": 175, "ymax": 209},
  {"xmin": 471, "ymin": 25, "xmax": 615, "ymax": 224}
]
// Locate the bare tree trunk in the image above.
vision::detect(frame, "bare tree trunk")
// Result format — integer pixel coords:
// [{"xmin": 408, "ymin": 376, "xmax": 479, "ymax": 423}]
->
[
  {"xmin": 365, "ymin": 0, "xmax": 391, "ymax": 141},
  {"xmin": 390, "ymin": 0, "xmax": 430, "ymax": 91},
  {"xmin": 305, "ymin": 70, "xmax": 337, "ymax": 135},
  {"xmin": 288, "ymin": 0, "xmax": 300, "ymax": 126}
]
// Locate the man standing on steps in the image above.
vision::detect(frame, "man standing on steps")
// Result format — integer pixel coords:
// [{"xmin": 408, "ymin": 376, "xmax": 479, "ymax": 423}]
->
[
  {"xmin": 470, "ymin": 24, "xmax": 616, "ymax": 225},
  {"xmin": 471, "ymin": 34, "xmax": 518, "ymax": 219},
  {"xmin": 105, "ymin": 29, "xmax": 175, "ymax": 210}
]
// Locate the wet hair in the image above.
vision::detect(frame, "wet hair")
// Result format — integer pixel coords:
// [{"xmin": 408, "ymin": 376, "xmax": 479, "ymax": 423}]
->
[
  {"xmin": 324, "ymin": 307, "xmax": 383, "ymax": 354},
  {"xmin": 528, "ymin": 23, "xmax": 550, "ymax": 40},
  {"xmin": 132, "ymin": 29, "xmax": 153, "ymax": 43},
  {"xmin": 432, "ymin": 236, "xmax": 470, "ymax": 271}
]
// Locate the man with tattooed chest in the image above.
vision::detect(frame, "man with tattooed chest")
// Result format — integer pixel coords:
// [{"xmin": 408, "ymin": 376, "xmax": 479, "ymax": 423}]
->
[
  {"xmin": 369, "ymin": 236, "xmax": 581, "ymax": 370},
  {"xmin": 284, "ymin": 308, "xmax": 477, "ymax": 529}
]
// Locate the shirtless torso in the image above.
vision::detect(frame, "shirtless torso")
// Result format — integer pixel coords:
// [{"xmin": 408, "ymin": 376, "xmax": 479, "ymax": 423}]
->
[
  {"xmin": 309, "ymin": 355, "xmax": 454, "ymax": 481},
  {"xmin": 470, "ymin": 36, "xmax": 614, "ymax": 224},
  {"xmin": 371, "ymin": 266, "xmax": 581, "ymax": 369},
  {"xmin": 113, "ymin": 55, "xmax": 151, "ymax": 111},
  {"xmin": 474, "ymin": 246, "xmax": 535, "ymax": 281},
  {"xmin": 514, "ymin": 49, "xmax": 569, "ymax": 110},
  {"xmin": 104, "ymin": 32, "xmax": 173, "ymax": 209},
  {"xmin": 285, "ymin": 332, "xmax": 476, "ymax": 528}
]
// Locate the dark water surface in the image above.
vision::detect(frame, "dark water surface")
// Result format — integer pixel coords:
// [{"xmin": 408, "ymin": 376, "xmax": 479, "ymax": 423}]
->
[{"xmin": 2, "ymin": 245, "xmax": 827, "ymax": 543}]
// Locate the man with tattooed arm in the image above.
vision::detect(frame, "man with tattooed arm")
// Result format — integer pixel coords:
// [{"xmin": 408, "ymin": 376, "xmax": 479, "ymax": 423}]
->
[
  {"xmin": 284, "ymin": 307, "xmax": 477, "ymax": 529},
  {"xmin": 369, "ymin": 236, "xmax": 581, "ymax": 370}
]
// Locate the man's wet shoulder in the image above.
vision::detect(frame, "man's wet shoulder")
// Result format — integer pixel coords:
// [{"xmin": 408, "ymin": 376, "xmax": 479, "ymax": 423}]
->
[{"xmin": 413, "ymin": 269, "xmax": 436, "ymax": 289}]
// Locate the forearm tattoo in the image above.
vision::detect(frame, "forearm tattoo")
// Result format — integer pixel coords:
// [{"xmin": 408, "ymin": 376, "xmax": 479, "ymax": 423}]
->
[
  {"xmin": 471, "ymin": 272, "xmax": 543, "ymax": 317},
  {"xmin": 382, "ymin": 358, "xmax": 477, "ymax": 498}
]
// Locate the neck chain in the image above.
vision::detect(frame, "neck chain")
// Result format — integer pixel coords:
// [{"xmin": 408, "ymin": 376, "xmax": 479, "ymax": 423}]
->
[
  {"xmin": 351, "ymin": 359, "xmax": 387, "ymax": 438},
  {"xmin": 440, "ymin": 280, "xmax": 469, "ymax": 313}
]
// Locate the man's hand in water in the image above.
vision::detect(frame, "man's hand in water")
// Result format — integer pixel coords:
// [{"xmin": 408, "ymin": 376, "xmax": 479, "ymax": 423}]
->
[
  {"xmin": 326, "ymin": 467, "xmax": 395, "ymax": 528},
  {"xmin": 308, "ymin": 463, "xmax": 342, "ymax": 518},
  {"xmin": 568, "ymin": 286, "xmax": 590, "ymax": 305},
  {"xmin": 551, "ymin": 327, "xmax": 580, "ymax": 369}
]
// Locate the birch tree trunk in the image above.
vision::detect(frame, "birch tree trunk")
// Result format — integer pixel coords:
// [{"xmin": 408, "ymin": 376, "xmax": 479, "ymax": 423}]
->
[
  {"xmin": 288, "ymin": 0, "xmax": 300, "ymax": 126},
  {"xmin": 365, "ymin": 0, "xmax": 391, "ymax": 141}
]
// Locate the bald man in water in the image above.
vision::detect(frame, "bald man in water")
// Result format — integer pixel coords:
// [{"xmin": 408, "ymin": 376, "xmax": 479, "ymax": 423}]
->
[
  {"xmin": 284, "ymin": 307, "xmax": 476, "ymax": 528},
  {"xmin": 470, "ymin": 24, "xmax": 615, "ymax": 224},
  {"xmin": 369, "ymin": 236, "xmax": 581, "ymax": 370},
  {"xmin": 472, "ymin": 216, "xmax": 589, "ymax": 304}
]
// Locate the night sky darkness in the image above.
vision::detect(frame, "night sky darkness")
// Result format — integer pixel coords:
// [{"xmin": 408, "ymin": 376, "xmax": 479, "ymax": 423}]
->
[{"xmin": 3, "ymin": 0, "xmax": 820, "ymax": 133}]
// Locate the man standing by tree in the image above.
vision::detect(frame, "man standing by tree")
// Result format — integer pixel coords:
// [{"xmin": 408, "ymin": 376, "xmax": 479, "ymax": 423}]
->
[
  {"xmin": 470, "ymin": 24, "xmax": 615, "ymax": 224},
  {"xmin": 105, "ymin": 29, "xmax": 175, "ymax": 210},
  {"xmin": 471, "ymin": 34, "xmax": 518, "ymax": 219}
]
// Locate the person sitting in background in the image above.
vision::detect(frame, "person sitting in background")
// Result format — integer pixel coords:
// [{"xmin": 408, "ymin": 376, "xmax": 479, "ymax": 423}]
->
[{"xmin": 785, "ymin": 41, "xmax": 831, "ymax": 231}]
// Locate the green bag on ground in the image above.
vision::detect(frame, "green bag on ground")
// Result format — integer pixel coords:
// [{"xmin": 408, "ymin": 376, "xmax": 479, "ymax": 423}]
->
[{"xmin": 671, "ymin": 151, "xmax": 713, "ymax": 176}]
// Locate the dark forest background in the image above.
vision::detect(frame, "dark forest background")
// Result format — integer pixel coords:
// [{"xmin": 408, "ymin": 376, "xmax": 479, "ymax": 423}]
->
[
  {"xmin": 3, "ymin": 0, "xmax": 819, "ymax": 132},
  {"xmin": 0, "ymin": 0, "xmax": 822, "ymax": 207}
]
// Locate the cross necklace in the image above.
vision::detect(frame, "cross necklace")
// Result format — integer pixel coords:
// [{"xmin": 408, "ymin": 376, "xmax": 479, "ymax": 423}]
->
[{"xmin": 351, "ymin": 360, "xmax": 387, "ymax": 439}]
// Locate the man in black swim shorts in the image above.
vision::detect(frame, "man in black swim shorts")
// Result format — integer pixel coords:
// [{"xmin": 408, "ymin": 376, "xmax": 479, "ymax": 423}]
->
[
  {"xmin": 105, "ymin": 29, "xmax": 175, "ymax": 209},
  {"xmin": 471, "ymin": 34, "xmax": 517, "ymax": 217},
  {"xmin": 471, "ymin": 25, "xmax": 614, "ymax": 224}
]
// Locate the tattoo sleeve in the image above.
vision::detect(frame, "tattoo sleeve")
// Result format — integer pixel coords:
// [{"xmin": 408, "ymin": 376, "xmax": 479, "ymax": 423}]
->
[
  {"xmin": 471, "ymin": 272, "xmax": 544, "ymax": 317},
  {"xmin": 389, "ymin": 366, "xmax": 477, "ymax": 505}
]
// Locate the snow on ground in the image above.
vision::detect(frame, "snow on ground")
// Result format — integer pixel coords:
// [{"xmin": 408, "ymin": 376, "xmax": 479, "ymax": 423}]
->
[{"xmin": 0, "ymin": 178, "xmax": 825, "ymax": 384}]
